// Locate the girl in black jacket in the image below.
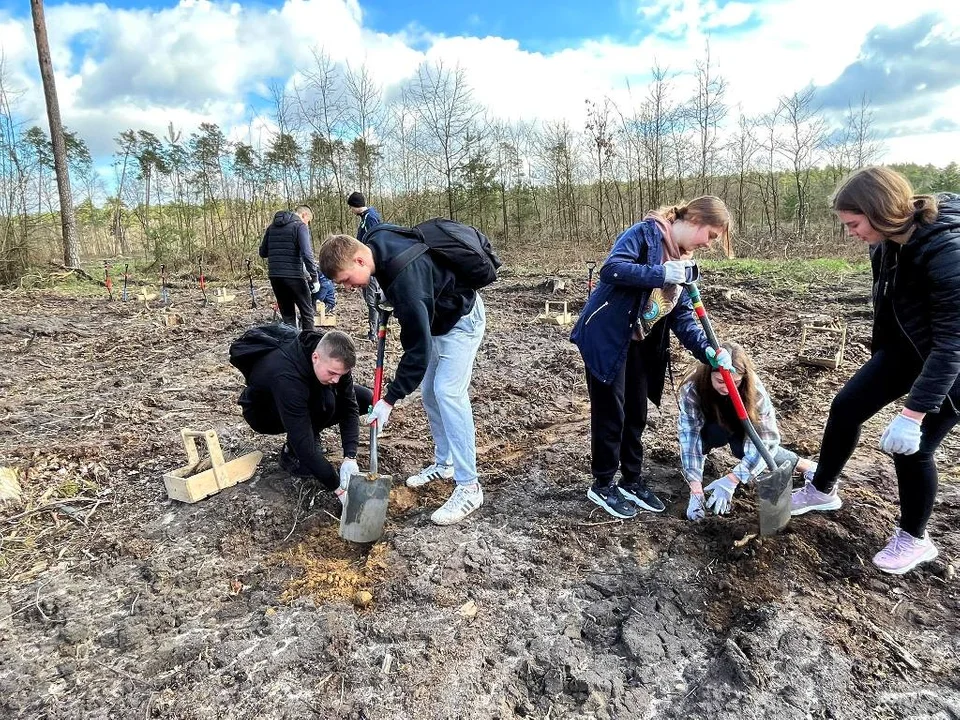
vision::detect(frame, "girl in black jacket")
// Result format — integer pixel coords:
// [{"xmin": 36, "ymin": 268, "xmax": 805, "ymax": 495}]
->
[{"xmin": 791, "ymin": 167, "xmax": 960, "ymax": 575}]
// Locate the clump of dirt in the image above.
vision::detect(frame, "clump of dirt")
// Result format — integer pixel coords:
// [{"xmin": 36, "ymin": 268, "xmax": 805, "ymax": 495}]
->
[{"xmin": 275, "ymin": 525, "xmax": 389, "ymax": 605}]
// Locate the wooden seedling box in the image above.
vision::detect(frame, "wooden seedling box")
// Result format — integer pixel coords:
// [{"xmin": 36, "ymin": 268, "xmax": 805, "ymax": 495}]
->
[
  {"xmin": 536, "ymin": 301, "xmax": 573, "ymax": 326},
  {"xmin": 214, "ymin": 288, "xmax": 236, "ymax": 304},
  {"xmin": 798, "ymin": 322, "xmax": 847, "ymax": 369},
  {"xmin": 163, "ymin": 428, "xmax": 262, "ymax": 503},
  {"xmin": 316, "ymin": 304, "xmax": 337, "ymax": 327}
]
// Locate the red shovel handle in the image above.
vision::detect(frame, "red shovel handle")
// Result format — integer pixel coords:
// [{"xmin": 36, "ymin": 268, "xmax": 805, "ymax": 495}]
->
[{"xmin": 685, "ymin": 280, "xmax": 778, "ymax": 471}]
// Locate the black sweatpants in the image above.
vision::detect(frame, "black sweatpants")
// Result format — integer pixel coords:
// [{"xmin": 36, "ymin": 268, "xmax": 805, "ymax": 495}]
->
[
  {"xmin": 586, "ymin": 339, "xmax": 649, "ymax": 486},
  {"xmin": 242, "ymin": 385, "xmax": 374, "ymax": 487},
  {"xmin": 270, "ymin": 276, "xmax": 315, "ymax": 331},
  {"xmin": 814, "ymin": 350, "xmax": 959, "ymax": 537}
]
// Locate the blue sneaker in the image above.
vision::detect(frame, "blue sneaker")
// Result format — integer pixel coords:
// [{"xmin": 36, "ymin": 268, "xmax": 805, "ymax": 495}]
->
[{"xmin": 587, "ymin": 482, "xmax": 638, "ymax": 519}]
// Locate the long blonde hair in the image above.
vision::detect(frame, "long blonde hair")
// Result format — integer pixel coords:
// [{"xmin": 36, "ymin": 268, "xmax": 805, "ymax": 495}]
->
[
  {"xmin": 831, "ymin": 167, "xmax": 938, "ymax": 243},
  {"xmin": 650, "ymin": 195, "xmax": 733, "ymax": 257}
]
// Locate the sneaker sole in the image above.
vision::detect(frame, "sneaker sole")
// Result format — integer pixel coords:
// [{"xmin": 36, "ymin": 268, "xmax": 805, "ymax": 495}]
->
[
  {"xmin": 619, "ymin": 487, "xmax": 666, "ymax": 513},
  {"xmin": 586, "ymin": 489, "xmax": 636, "ymax": 520},
  {"xmin": 874, "ymin": 545, "xmax": 939, "ymax": 575},
  {"xmin": 431, "ymin": 497, "xmax": 483, "ymax": 525},
  {"xmin": 790, "ymin": 497, "xmax": 842, "ymax": 516}
]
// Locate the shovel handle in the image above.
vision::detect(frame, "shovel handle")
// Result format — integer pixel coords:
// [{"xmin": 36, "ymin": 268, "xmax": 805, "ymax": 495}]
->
[
  {"xmin": 685, "ymin": 281, "xmax": 779, "ymax": 473},
  {"xmin": 369, "ymin": 303, "xmax": 394, "ymax": 476}
]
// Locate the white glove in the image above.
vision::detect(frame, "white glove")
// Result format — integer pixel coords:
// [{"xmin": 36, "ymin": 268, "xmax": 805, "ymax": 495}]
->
[
  {"xmin": 340, "ymin": 458, "xmax": 358, "ymax": 484},
  {"xmin": 704, "ymin": 475, "xmax": 739, "ymax": 515},
  {"xmin": 687, "ymin": 493, "xmax": 706, "ymax": 521},
  {"xmin": 366, "ymin": 399, "xmax": 393, "ymax": 429},
  {"xmin": 662, "ymin": 260, "xmax": 694, "ymax": 286},
  {"xmin": 310, "ymin": 281, "xmax": 321, "ymax": 294},
  {"xmin": 705, "ymin": 346, "xmax": 734, "ymax": 372},
  {"xmin": 879, "ymin": 414, "xmax": 922, "ymax": 455}
]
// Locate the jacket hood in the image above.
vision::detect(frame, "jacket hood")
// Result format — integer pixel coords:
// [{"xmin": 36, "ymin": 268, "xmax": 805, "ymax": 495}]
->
[
  {"xmin": 272, "ymin": 210, "xmax": 300, "ymax": 227},
  {"xmin": 912, "ymin": 193, "xmax": 960, "ymax": 244}
]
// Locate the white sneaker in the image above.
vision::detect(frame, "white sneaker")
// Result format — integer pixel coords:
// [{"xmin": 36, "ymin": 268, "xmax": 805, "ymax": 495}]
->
[
  {"xmin": 431, "ymin": 483, "xmax": 483, "ymax": 525},
  {"xmin": 406, "ymin": 462, "xmax": 455, "ymax": 488}
]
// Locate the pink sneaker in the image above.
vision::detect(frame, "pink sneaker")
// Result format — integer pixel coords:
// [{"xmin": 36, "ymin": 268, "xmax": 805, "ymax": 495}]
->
[
  {"xmin": 872, "ymin": 529, "xmax": 938, "ymax": 575},
  {"xmin": 790, "ymin": 480, "xmax": 842, "ymax": 516}
]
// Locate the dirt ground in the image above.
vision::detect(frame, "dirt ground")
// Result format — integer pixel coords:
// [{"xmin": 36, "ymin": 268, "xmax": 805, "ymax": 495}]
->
[{"xmin": 1, "ymin": 266, "xmax": 958, "ymax": 720}]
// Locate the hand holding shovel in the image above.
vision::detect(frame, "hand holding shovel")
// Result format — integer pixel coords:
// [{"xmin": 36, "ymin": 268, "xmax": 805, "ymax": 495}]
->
[{"xmin": 340, "ymin": 303, "xmax": 395, "ymax": 543}]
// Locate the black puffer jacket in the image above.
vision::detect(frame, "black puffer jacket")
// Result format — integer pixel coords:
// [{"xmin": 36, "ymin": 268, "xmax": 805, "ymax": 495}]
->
[
  {"xmin": 871, "ymin": 193, "xmax": 960, "ymax": 413},
  {"xmin": 258, "ymin": 211, "xmax": 318, "ymax": 280}
]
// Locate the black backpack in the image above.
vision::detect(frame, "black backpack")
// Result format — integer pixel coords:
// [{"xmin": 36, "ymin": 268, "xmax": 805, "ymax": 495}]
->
[
  {"xmin": 228, "ymin": 323, "xmax": 298, "ymax": 379},
  {"xmin": 377, "ymin": 218, "xmax": 501, "ymax": 289}
]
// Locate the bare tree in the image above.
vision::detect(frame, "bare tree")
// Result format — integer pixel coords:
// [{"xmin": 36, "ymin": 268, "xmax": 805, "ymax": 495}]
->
[
  {"xmin": 778, "ymin": 87, "xmax": 827, "ymax": 241},
  {"xmin": 692, "ymin": 40, "xmax": 727, "ymax": 195},
  {"xmin": 726, "ymin": 112, "xmax": 760, "ymax": 248},
  {"xmin": 30, "ymin": 0, "xmax": 79, "ymax": 267},
  {"xmin": 406, "ymin": 61, "xmax": 480, "ymax": 220},
  {"xmin": 584, "ymin": 98, "xmax": 615, "ymax": 237},
  {"xmin": 344, "ymin": 62, "xmax": 383, "ymax": 197}
]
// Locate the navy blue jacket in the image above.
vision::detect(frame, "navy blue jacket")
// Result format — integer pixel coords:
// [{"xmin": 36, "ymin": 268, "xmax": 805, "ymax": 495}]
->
[
  {"xmin": 259, "ymin": 211, "xmax": 319, "ymax": 282},
  {"xmin": 356, "ymin": 207, "xmax": 382, "ymax": 244},
  {"xmin": 571, "ymin": 220, "xmax": 711, "ymax": 404},
  {"xmin": 870, "ymin": 193, "xmax": 960, "ymax": 414}
]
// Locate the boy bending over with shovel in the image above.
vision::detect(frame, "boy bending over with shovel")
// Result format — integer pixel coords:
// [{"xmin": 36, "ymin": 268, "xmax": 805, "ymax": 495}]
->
[
  {"xmin": 677, "ymin": 341, "xmax": 817, "ymax": 521},
  {"xmin": 319, "ymin": 232, "xmax": 487, "ymax": 525}
]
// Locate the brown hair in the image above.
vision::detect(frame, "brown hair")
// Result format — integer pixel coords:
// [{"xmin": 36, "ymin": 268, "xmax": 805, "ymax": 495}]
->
[
  {"xmin": 830, "ymin": 166, "xmax": 938, "ymax": 243},
  {"xmin": 318, "ymin": 234, "xmax": 364, "ymax": 279},
  {"xmin": 316, "ymin": 330, "xmax": 356, "ymax": 369},
  {"xmin": 652, "ymin": 195, "xmax": 733, "ymax": 257},
  {"xmin": 682, "ymin": 341, "xmax": 761, "ymax": 427}
]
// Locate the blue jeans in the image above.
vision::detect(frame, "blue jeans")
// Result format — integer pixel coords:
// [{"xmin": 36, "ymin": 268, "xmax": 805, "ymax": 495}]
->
[{"xmin": 421, "ymin": 295, "xmax": 486, "ymax": 485}]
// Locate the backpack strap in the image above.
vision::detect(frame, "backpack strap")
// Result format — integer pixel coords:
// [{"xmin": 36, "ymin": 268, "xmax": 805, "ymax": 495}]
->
[{"xmin": 381, "ymin": 243, "xmax": 429, "ymax": 288}]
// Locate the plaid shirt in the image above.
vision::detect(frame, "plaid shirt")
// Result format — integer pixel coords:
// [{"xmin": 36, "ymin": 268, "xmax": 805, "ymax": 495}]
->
[{"xmin": 677, "ymin": 377, "xmax": 781, "ymax": 485}]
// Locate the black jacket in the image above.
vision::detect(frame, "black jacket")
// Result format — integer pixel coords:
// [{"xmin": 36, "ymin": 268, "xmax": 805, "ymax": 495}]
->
[
  {"xmin": 238, "ymin": 331, "xmax": 359, "ymax": 485},
  {"xmin": 366, "ymin": 226, "xmax": 476, "ymax": 405},
  {"xmin": 258, "ymin": 211, "xmax": 319, "ymax": 281},
  {"xmin": 870, "ymin": 193, "xmax": 960, "ymax": 414}
]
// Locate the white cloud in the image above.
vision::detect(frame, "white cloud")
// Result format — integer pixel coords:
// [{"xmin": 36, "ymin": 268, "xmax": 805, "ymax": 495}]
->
[{"xmin": 1, "ymin": 0, "xmax": 958, "ymax": 167}]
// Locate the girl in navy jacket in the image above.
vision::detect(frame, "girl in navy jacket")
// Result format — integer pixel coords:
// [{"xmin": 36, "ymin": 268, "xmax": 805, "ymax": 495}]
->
[{"xmin": 571, "ymin": 196, "xmax": 733, "ymax": 519}]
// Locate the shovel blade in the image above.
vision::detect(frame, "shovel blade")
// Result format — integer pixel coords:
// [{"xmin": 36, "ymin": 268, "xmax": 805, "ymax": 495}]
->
[
  {"xmin": 755, "ymin": 457, "xmax": 797, "ymax": 536},
  {"xmin": 339, "ymin": 470, "xmax": 392, "ymax": 543}
]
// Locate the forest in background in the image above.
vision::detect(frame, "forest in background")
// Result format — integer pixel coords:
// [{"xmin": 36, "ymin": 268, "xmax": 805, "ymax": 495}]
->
[{"xmin": 3, "ymin": 47, "xmax": 959, "ymax": 283}]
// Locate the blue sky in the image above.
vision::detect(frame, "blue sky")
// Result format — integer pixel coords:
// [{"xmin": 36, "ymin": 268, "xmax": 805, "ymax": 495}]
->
[{"xmin": 0, "ymin": 0, "xmax": 957, "ymax": 166}]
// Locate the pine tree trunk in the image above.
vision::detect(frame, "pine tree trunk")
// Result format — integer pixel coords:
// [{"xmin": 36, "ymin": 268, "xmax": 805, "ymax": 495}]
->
[{"xmin": 30, "ymin": 0, "xmax": 80, "ymax": 268}]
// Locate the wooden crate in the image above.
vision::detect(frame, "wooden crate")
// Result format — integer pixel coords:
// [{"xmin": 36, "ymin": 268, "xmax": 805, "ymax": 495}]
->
[
  {"xmin": 536, "ymin": 301, "xmax": 573, "ymax": 326},
  {"xmin": 316, "ymin": 304, "xmax": 337, "ymax": 327},
  {"xmin": 163, "ymin": 429, "xmax": 262, "ymax": 503},
  {"xmin": 798, "ymin": 322, "xmax": 847, "ymax": 369}
]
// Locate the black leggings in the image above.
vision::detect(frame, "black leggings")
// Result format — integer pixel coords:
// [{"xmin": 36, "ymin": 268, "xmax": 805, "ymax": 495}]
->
[
  {"xmin": 814, "ymin": 350, "xmax": 959, "ymax": 537},
  {"xmin": 586, "ymin": 340, "xmax": 649, "ymax": 486}
]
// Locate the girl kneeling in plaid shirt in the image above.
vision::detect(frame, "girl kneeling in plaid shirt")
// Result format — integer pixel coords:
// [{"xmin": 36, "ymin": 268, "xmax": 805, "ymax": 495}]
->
[{"xmin": 677, "ymin": 341, "xmax": 816, "ymax": 520}]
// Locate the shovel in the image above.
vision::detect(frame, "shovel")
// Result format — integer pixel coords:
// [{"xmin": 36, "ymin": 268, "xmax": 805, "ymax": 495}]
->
[
  {"xmin": 339, "ymin": 303, "xmax": 394, "ymax": 543},
  {"xmin": 684, "ymin": 274, "xmax": 797, "ymax": 535}
]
